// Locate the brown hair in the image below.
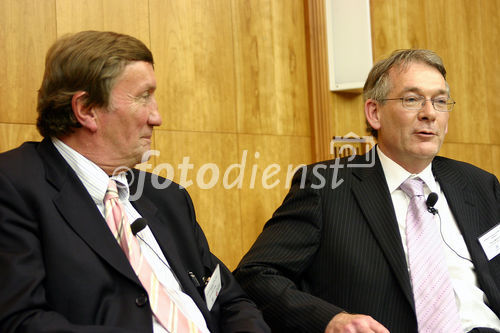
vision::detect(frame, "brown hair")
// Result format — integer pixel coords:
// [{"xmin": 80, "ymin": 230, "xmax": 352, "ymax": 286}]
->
[
  {"xmin": 363, "ymin": 49, "xmax": 447, "ymax": 138},
  {"xmin": 36, "ymin": 31, "xmax": 153, "ymax": 138}
]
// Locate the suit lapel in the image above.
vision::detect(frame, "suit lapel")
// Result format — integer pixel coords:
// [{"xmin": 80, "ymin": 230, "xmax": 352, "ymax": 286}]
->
[
  {"xmin": 38, "ymin": 139, "xmax": 140, "ymax": 285},
  {"xmin": 129, "ymin": 178, "xmax": 210, "ymax": 317},
  {"xmin": 432, "ymin": 158, "xmax": 482, "ymax": 239},
  {"xmin": 129, "ymin": 192, "xmax": 191, "ymax": 282},
  {"xmin": 351, "ymin": 154, "xmax": 415, "ymax": 310}
]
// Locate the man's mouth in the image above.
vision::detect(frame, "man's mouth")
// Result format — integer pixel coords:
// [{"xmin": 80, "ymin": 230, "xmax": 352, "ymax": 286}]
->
[{"xmin": 415, "ymin": 130, "xmax": 435, "ymax": 136}]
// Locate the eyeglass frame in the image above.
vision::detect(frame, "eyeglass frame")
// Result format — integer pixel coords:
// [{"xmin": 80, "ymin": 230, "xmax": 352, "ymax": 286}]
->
[{"xmin": 379, "ymin": 95, "xmax": 456, "ymax": 112}]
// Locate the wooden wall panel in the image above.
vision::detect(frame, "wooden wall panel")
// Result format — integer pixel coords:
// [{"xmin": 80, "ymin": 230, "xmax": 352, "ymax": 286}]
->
[
  {"xmin": 428, "ymin": 1, "xmax": 489, "ymax": 144},
  {"xmin": 232, "ymin": 0, "xmax": 276, "ymax": 134},
  {"xmin": 0, "ymin": 124, "xmax": 42, "ymax": 153},
  {"xmin": 330, "ymin": 93, "xmax": 366, "ymax": 140},
  {"xmin": 149, "ymin": 0, "xmax": 237, "ymax": 133},
  {"xmin": 55, "ymin": 0, "xmax": 150, "ymax": 44},
  {"xmin": 233, "ymin": 0, "xmax": 310, "ymax": 136},
  {"xmin": 370, "ymin": 0, "xmax": 427, "ymax": 52},
  {"xmin": 480, "ymin": 0, "xmax": 500, "ymax": 145},
  {"xmin": 370, "ymin": 0, "xmax": 497, "ymax": 147},
  {"xmin": 153, "ymin": 129, "xmax": 243, "ymax": 269},
  {"xmin": 493, "ymin": 146, "xmax": 500, "ymax": 178},
  {"xmin": 440, "ymin": 143, "xmax": 495, "ymax": 175},
  {"xmin": 0, "ymin": 0, "xmax": 56, "ymax": 124},
  {"xmin": 238, "ymin": 134, "xmax": 311, "ymax": 253},
  {"xmin": 304, "ymin": 0, "xmax": 333, "ymax": 162}
]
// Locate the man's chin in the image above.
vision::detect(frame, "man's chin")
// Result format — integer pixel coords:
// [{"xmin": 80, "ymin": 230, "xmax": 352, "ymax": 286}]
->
[
  {"xmin": 413, "ymin": 144, "xmax": 440, "ymax": 159},
  {"xmin": 132, "ymin": 148, "xmax": 152, "ymax": 166}
]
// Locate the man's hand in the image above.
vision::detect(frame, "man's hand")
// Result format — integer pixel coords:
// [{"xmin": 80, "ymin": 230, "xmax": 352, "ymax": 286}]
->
[{"xmin": 324, "ymin": 312, "xmax": 390, "ymax": 333}]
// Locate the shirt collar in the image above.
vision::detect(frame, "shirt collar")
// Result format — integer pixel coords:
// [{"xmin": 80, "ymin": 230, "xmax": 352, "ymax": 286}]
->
[
  {"xmin": 377, "ymin": 146, "xmax": 437, "ymax": 194},
  {"xmin": 111, "ymin": 172, "xmax": 130, "ymax": 201}
]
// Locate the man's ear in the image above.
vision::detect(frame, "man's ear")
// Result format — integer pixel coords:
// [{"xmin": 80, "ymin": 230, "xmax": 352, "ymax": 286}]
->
[
  {"xmin": 71, "ymin": 91, "xmax": 97, "ymax": 132},
  {"xmin": 364, "ymin": 99, "xmax": 381, "ymax": 132}
]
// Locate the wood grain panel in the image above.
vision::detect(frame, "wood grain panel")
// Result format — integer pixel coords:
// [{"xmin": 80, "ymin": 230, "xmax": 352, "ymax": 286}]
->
[
  {"xmin": 370, "ymin": 0, "xmax": 427, "ymax": 56},
  {"xmin": 0, "ymin": 0, "xmax": 56, "ymax": 124},
  {"xmin": 303, "ymin": 0, "xmax": 333, "ymax": 162},
  {"xmin": 480, "ymin": 0, "xmax": 500, "ymax": 145},
  {"xmin": 149, "ymin": 0, "xmax": 237, "ymax": 133},
  {"xmin": 330, "ymin": 93, "xmax": 366, "ymax": 139},
  {"xmin": 370, "ymin": 0, "xmax": 494, "ymax": 145},
  {"xmin": 493, "ymin": 145, "xmax": 500, "ymax": 179},
  {"xmin": 56, "ymin": 0, "xmax": 150, "ymax": 44},
  {"xmin": 440, "ymin": 142, "xmax": 495, "ymax": 176},
  {"xmin": 233, "ymin": 0, "xmax": 310, "ymax": 136},
  {"xmin": 237, "ymin": 134, "xmax": 311, "ymax": 254},
  {"xmin": 426, "ymin": 0, "xmax": 489, "ymax": 144},
  {"xmin": 153, "ymin": 129, "xmax": 242, "ymax": 269},
  {"xmin": 0, "ymin": 124, "xmax": 43, "ymax": 153}
]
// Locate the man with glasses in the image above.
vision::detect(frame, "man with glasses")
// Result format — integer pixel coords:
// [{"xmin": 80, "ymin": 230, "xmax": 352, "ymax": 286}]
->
[{"xmin": 235, "ymin": 49, "xmax": 500, "ymax": 333}]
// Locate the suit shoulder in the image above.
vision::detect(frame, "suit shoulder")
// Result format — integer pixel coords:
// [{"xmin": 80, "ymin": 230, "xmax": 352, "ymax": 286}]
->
[
  {"xmin": 0, "ymin": 141, "xmax": 40, "ymax": 161},
  {"xmin": 297, "ymin": 153, "xmax": 374, "ymax": 180},
  {"xmin": 433, "ymin": 155, "xmax": 497, "ymax": 180},
  {"xmin": 0, "ymin": 142, "xmax": 43, "ymax": 176},
  {"xmin": 296, "ymin": 154, "xmax": 359, "ymax": 174},
  {"xmin": 129, "ymin": 169, "xmax": 191, "ymax": 204},
  {"xmin": 130, "ymin": 169, "xmax": 183, "ymax": 190}
]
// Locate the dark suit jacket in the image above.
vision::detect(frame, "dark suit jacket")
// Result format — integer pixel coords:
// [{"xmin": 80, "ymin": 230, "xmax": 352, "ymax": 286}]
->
[
  {"xmin": 0, "ymin": 139, "xmax": 270, "ymax": 333},
  {"xmin": 234, "ymin": 149, "xmax": 500, "ymax": 332}
]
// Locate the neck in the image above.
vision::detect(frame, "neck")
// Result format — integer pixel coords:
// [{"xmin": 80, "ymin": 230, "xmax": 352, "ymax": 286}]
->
[
  {"xmin": 58, "ymin": 133, "xmax": 135, "ymax": 176},
  {"xmin": 377, "ymin": 145, "xmax": 433, "ymax": 174}
]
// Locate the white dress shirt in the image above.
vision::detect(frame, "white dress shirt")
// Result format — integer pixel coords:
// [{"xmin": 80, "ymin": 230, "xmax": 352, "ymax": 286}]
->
[
  {"xmin": 377, "ymin": 147, "xmax": 500, "ymax": 332},
  {"xmin": 52, "ymin": 138, "xmax": 210, "ymax": 333}
]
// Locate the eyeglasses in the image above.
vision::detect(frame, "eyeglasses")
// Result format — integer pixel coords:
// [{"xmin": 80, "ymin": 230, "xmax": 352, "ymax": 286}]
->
[{"xmin": 380, "ymin": 96, "xmax": 455, "ymax": 112}]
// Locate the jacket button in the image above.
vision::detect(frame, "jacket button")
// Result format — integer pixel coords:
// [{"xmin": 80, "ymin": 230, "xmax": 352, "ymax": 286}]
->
[{"xmin": 136, "ymin": 293, "xmax": 148, "ymax": 307}]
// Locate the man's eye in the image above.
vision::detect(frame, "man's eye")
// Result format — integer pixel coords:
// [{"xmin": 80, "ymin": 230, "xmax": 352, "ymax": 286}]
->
[
  {"xmin": 139, "ymin": 92, "xmax": 152, "ymax": 101},
  {"xmin": 404, "ymin": 96, "xmax": 420, "ymax": 103},
  {"xmin": 433, "ymin": 98, "xmax": 447, "ymax": 106}
]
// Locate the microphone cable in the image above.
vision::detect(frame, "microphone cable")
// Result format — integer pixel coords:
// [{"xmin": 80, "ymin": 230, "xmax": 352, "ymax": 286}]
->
[{"xmin": 426, "ymin": 193, "xmax": 472, "ymax": 263}]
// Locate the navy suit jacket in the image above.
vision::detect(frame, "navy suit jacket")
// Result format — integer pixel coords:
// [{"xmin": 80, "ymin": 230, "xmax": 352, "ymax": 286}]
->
[
  {"xmin": 0, "ymin": 139, "xmax": 270, "ymax": 333},
  {"xmin": 234, "ymin": 150, "xmax": 500, "ymax": 332}
]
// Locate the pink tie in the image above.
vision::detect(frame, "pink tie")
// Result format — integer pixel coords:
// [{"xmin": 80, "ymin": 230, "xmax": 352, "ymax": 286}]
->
[
  {"xmin": 400, "ymin": 178, "xmax": 462, "ymax": 333},
  {"xmin": 104, "ymin": 179, "xmax": 201, "ymax": 333}
]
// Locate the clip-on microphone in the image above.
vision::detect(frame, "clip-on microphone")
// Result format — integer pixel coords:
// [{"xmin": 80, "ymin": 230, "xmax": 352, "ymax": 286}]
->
[{"xmin": 425, "ymin": 192, "xmax": 438, "ymax": 215}]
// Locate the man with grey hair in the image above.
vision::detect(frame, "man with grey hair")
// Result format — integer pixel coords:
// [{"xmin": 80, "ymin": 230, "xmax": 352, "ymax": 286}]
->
[
  {"xmin": 0, "ymin": 31, "xmax": 270, "ymax": 333},
  {"xmin": 235, "ymin": 49, "xmax": 500, "ymax": 333}
]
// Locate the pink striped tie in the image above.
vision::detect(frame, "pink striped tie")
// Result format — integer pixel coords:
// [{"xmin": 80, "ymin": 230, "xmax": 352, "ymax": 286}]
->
[
  {"xmin": 104, "ymin": 179, "xmax": 201, "ymax": 333},
  {"xmin": 400, "ymin": 178, "xmax": 462, "ymax": 333}
]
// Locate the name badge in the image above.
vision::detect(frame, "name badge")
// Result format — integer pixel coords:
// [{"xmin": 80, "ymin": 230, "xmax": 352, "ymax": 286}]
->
[
  {"xmin": 204, "ymin": 264, "xmax": 221, "ymax": 311},
  {"xmin": 478, "ymin": 223, "xmax": 500, "ymax": 260}
]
